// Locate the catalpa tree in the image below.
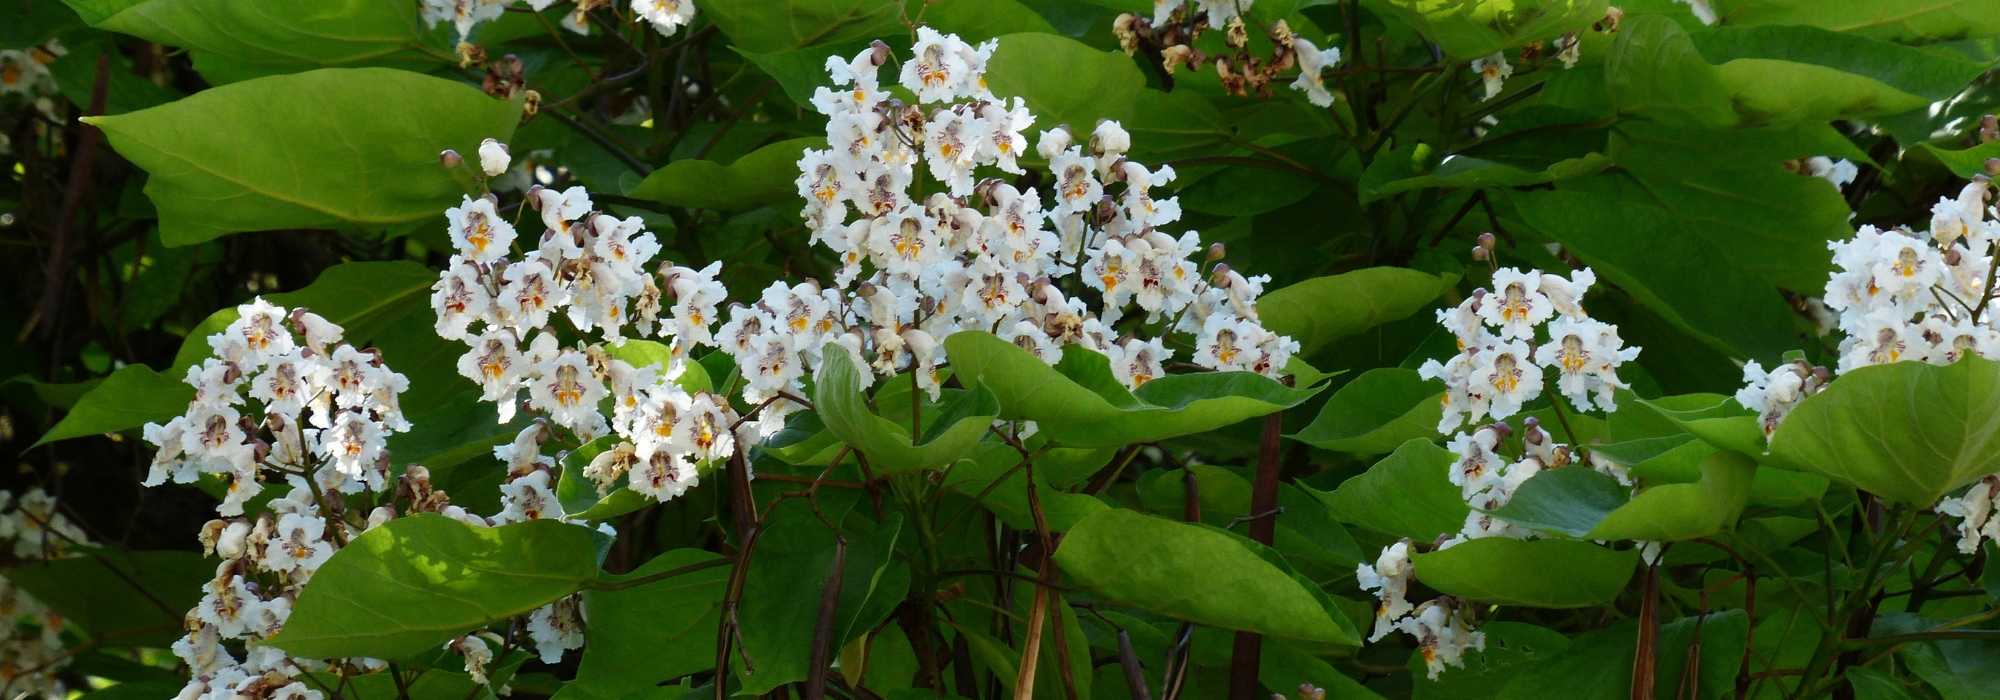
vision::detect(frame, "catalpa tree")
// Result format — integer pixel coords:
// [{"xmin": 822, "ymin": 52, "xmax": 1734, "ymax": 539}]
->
[{"xmin": 8, "ymin": 1, "xmax": 2000, "ymax": 699}]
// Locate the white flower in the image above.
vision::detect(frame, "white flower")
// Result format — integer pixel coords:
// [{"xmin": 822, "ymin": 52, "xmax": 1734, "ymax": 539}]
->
[
  {"xmin": 447, "ymin": 195, "xmax": 516, "ymax": 262},
  {"xmin": 457, "ymin": 328, "xmax": 525, "ymax": 422},
  {"xmin": 1356, "ymin": 540, "xmax": 1413, "ymax": 642},
  {"xmin": 1736, "ymin": 359, "xmax": 1812, "ymax": 440},
  {"xmin": 525, "ymin": 596, "xmax": 585, "ymax": 664},
  {"xmin": 923, "ymin": 107, "xmax": 987, "ymax": 196},
  {"xmin": 631, "ymin": 0, "xmax": 697, "ymax": 37},
  {"xmin": 262, "ymin": 513, "xmax": 335, "ymax": 575},
  {"xmin": 981, "ymin": 97, "xmax": 1035, "ymax": 174},
  {"xmin": 498, "ymin": 254, "xmax": 562, "ymax": 331},
  {"xmin": 532, "ymin": 185, "xmax": 593, "ymax": 243},
  {"xmin": 528, "ymin": 347, "xmax": 609, "ymax": 438},
  {"xmin": 815, "ymin": 45, "xmax": 886, "ymax": 116},
  {"xmin": 901, "ymin": 28, "xmax": 970, "ymax": 103},
  {"xmin": 1474, "ymin": 340, "xmax": 1541, "ymax": 420},
  {"xmin": 227, "ymin": 298, "xmax": 295, "ymax": 368},
  {"xmin": 1477, "ymin": 268, "xmax": 1552, "ymax": 339},
  {"xmin": 1471, "ymin": 53, "xmax": 1512, "ymax": 101},
  {"xmin": 1938, "ymin": 476, "xmax": 2000, "ymax": 554},
  {"xmin": 453, "ymin": 636, "xmax": 495, "ymax": 686},
  {"xmin": 1806, "ymin": 157, "xmax": 1857, "ymax": 191},
  {"xmin": 496, "ymin": 470, "xmax": 564, "ymax": 523},
  {"xmin": 1538, "ymin": 268, "xmax": 1595, "ymax": 320},
  {"xmin": 1105, "ymin": 336, "xmax": 1171, "ymax": 390},
  {"xmin": 432, "ymin": 257, "xmax": 492, "ymax": 341},
  {"xmin": 317, "ymin": 411, "xmax": 387, "ymax": 490},
  {"xmin": 1398, "ymin": 600, "xmax": 1486, "ymax": 680},
  {"xmin": 1050, "ymin": 148, "xmax": 1103, "ymax": 216},
  {"xmin": 1535, "ymin": 317, "xmax": 1639, "ymax": 412},
  {"xmin": 1288, "ymin": 37, "xmax": 1342, "ymax": 107},
  {"xmin": 1445, "ymin": 428, "xmax": 1504, "ymax": 498},
  {"xmin": 630, "ymin": 450, "xmax": 700, "ymax": 501}
]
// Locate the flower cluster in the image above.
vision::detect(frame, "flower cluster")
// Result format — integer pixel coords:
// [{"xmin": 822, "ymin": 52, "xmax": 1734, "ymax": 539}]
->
[
  {"xmin": 141, "ymin": 300, "xmax": 567, "ymax": 698},
  {"xmin": 1739, "ymin": 178, "xmax": 2000, "ymax": 441},
  {"xmin": 728, "ymin": 28, "xmax": 1297, "ymax": 433},
  {"xmin": 432, "ymin": 173, "xmax": 739, "ymax": 507},
  {"xmin": 0, "ymin": 490, "xmax": 88, "ymax": 699},
  {"xmin": 1744, "ymin": 177, "xmax": 2000, "ymax": 553},
  {"xmin": 422, "ymin": 0, "xmax": 696, "ymax": 42},
  {"xmin": 1111, "ymin": 7, "xmax": 1349, "ymax": 107},
  {"xmin": 1364, "ymin": 263, "xmax": 1642, "ymax": 678}
]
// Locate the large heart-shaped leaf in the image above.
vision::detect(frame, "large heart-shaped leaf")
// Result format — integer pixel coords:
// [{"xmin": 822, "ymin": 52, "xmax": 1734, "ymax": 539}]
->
[
  {"xmin": 573, "ymin": 549, "xmax": 730, "ymax": 694},
  {"xmin": 1370, "ymin": 0, "xmax": 1609, "ymax": 60},
  {"xmin": 1412, "ymin": 538, "xmax": 1637, "ymax": 608},
  {"xmin": 87, "ymin": 67, "xmax": 518, "ymax": 246},
  {"xmin": 32, "ymin": 365, "xmax": 192, "ymax": 447},
  {"xmin": 628, "ymin": 137, "xmax": 819, "ymax": 211},
  {"xmin": 1290, "ymin": 368, "xmax": 1444, "ymax": 455},
  {"xmin": 1767, "ymin": 357, "xmax": 2000, "ymax": 506},
  {"xmin": 814, "ymin": 344, "xmax": 1000, "ymax": 473},
  {"xmin": 1493, "ymin": 450, "xmax": 1755, "ymax": 542},
  {"xmin": 1255, "ymin": 267, "xmax": 1453, "ymax": 357},
  {"xmin": 1054, "ymin": 508, "xmax": 1361, "ymax": 645},
  {"xmin": 1313, "ymin": 439, "xmax": 1469, "ymax": 541},
  {"xmin": 942, "ymin": 332, "xmax": 1323, "ymax": 448},
  {"xmin": 63, "ymin": 0, "xmax": 443, "ymax": 84},
  {"xmin": 269, "ymin": 515, "xmax": 601, "ymax": 660}
]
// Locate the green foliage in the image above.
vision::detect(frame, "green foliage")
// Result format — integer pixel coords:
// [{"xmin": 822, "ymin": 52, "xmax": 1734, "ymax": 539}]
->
[
  {"xmin": 1054, "ymin": 508, "xmax": 1361, "ymax": 645},
  {"xmin": 1412, "ymin": 538, "xmax": 1637, "ymax": 608},
  {"xmin": 944, "ymin": 331, "xmax": 1324, "ymax": 447},
  {"xmin": 813, "ymin": 344, "xmax": 1001, "ymax": 473},
  {"xmin": 1768, "ymin": 356, "xmax": 2000, "ymax": 506},
  {"xmin": 269, "ymin": 515, "xmax": 603, "ymax": 660},
  {"xmin": 88, "ymin": 68, "xmax": 518, "ymax": 246}
]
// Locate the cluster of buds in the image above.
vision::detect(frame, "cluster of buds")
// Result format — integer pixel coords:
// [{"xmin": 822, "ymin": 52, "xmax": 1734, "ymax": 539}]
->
[
  {"xmin": 1112, "ymin": 5, "xmax": 1347, "ymax": 106},
  {"xmin": 422, "ymin": 0, "xmax": 696, "ymax": 45}
]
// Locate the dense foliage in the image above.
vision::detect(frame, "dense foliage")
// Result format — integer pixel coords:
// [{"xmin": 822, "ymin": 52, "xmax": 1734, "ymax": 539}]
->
[{"xmin": 8, "ymin": 0, "xmax": 2000, "ymax": 699}]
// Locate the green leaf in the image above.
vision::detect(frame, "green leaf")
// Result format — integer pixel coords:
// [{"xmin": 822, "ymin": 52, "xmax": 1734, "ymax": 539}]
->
[
  {"xmin": 1605, "ymin": 14, "xmax": 1738, "ymax": 128},
  {"xmin": 942, "ymin": 331, "xmax": 1323, "ymax": 448},
  {"xmin": 1291, "ymin": 368, "xmax": 1445, "ymax": 455},
  {"xmin": 1920, "ymin": 142, "xmax": 2000, "ymax": 179},
  {"xmin": 555, "ymin": 436, "xmax": 652, "ymax": 522},
  {"xmin": 1508, "ymin": 122, "xmax": 1854, "ymax": 358},
  {"xmin": 1767, "ymin": 356, "xmax": 2000, "ymax": 506},
  {"xmin": 1484, "ymin": 467, "xmax": 1631, "ymax": 538},
  {"xmin": 33, "ymin": 365, "xmax": 192, "ymax": 447},
  {"xmin": 628, "ymin": 137, "xmax": 820, "ymax": 211},
  {"xmin": 1901, "ymin": 636, "xmax": 2000, "ymax": 700},
  {"xmin": 1314, "ymin": 439, "xmax": 1469, "ymax": 540},
  {"xmin": 1369, "ymin": 0, "xmax": 1609, "ymax": 60},
  {"xmin": 941, "ymin": 442, "xmax": 1112, "ymax": 532},
  {"xmin": 1589, "ymin": 449, "xmax": 1755, "ymax": 541},
  {"xmin": 1708, "ymin": 0, "xmax": 2000, "ymax": 45},
  {"xmin": 984, "ymin": 32, "xmax": 1144, "ymax": 139},
  {"xmin": 62, "ymin": 0, "xmax": 442, "ymax": 84},
  {"xmin": 1691, "ymin": 25, "xmax": 1991, "ymax": 123},
  {"xmin": 1496, "ymin": 611, "xmax": 1749, "ymax": 699},
  {"xmin": 814, "ymin": 344, "xmax": 1000, "ymax": 472},
  {"xmin": 1054, "ymin": 508, "xmax": 1361, "ymax": 645},
  {"xmin": 1256, "ymin": 268, "xmax": 1453, "ymax": 357},
  {"xmin": 699, "ymin": 0, "xmax": 902, "ymax": 54},
  {"xmin": 1135, "ymin": 466, "xmax": 1364, "ymax": 579},
  {"xmin": 574, "ymin": 549, "xmax": 730, "ymax": 693},
  {"xmin": 735, "ymin": 505, "xmax": 909, "ymax": 694},
  {"xmin": 268, "ymin": 515, "xmax": 602, "ymax": 660},
  {"xmin": 1631, "ymin": 393, "xmax": 1767, "ymax": 459},
  {"xmin": 1412, "ymin": 538, "xmax": 1636, "ymax": 608},
  {"xmin": 86, "ymin": 68, "xmax": 518, "ymax": 246},
  {"xmin": 4, "ymin": 550, "xmax": 211, "ymax": 647},
  {"xmin": 1360, "ymin": 151, "xmax": 1611, "ymax": 204}
]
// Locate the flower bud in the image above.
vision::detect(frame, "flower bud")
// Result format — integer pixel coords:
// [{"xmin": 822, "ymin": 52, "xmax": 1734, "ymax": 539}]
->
[
  {"xmin": 869, "ymin": 40, "xmax": 892, "ymax": 66},
  {"xmin": 522, "ymin": 89, "xmax": 542, "ymax": 118},
  {"xmin": 1477, "ymin": 231, "xmax": 1497, "ymax": 251},
  {"xmin": 439, "ymin": 149, "xmax": 463, "ymax": 169},
  {"xmin": 1206, "ymin": 242, "xmax": 1226, "ymax": 262},
  {"xmin": 1471, "ymin": 246, "xmax": 1488, "ymax": 262},
  {"xmin": 478, "ymin": 138, "xmax": 511, "ymax": 177}
]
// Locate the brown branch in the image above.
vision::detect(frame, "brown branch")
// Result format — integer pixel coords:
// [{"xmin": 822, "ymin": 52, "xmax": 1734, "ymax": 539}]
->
[{"xmin": 1228, "ymin": 413, "xmax": 1285, "ymax": 699}]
